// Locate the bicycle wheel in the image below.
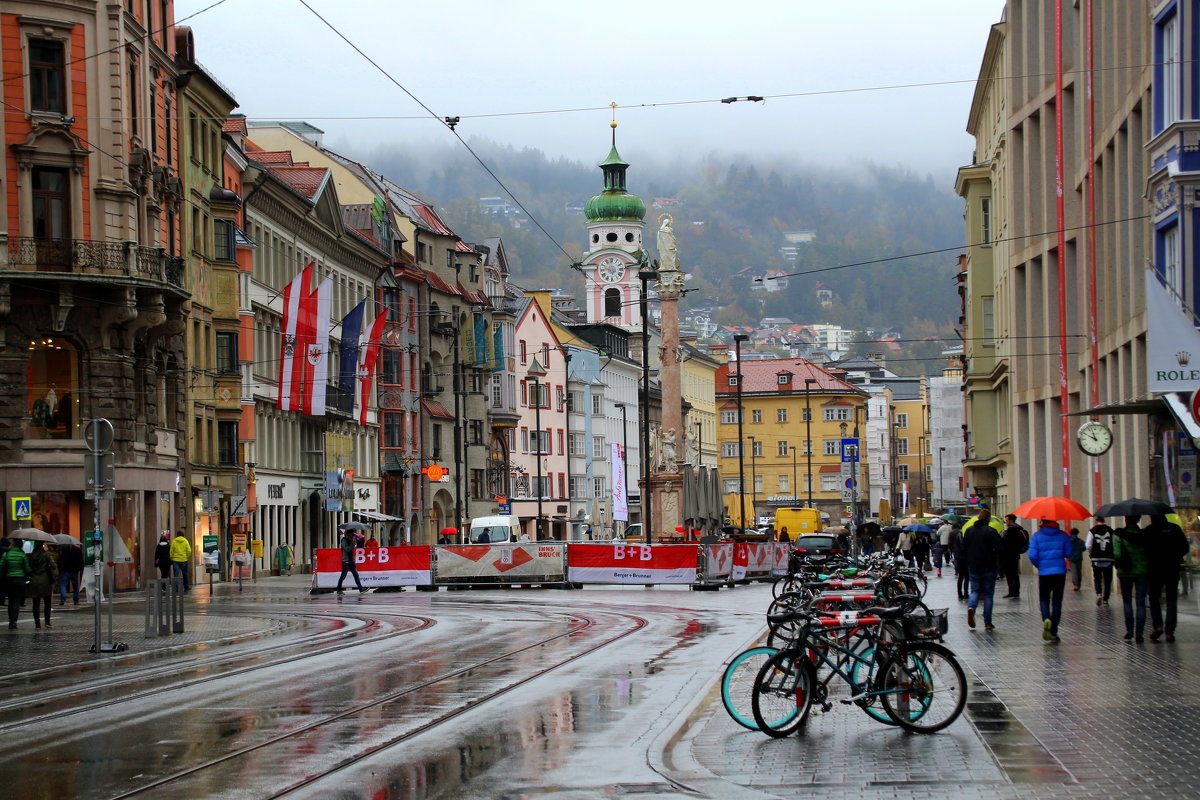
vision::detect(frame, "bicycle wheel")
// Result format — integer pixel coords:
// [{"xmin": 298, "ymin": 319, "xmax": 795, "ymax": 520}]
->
[
  {"xmin": 752, "ymin": 651, "xmax": 815, "ymax": 737},
  {"xmin": 721, "ymin": 646, "xmax": 777, "ymax": 729},
  {"xmin": 847, "ymin": 639, "xmax": 896, "ymax": 725},
  {"xmin": 877, "ymin": 642, "xmax": 966, "ymax": 733}
]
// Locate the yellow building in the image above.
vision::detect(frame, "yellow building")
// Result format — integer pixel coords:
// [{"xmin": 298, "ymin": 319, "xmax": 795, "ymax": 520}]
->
[{"xmin": 716, "ymin": 356, "xmax": 867, "ymax": 527}]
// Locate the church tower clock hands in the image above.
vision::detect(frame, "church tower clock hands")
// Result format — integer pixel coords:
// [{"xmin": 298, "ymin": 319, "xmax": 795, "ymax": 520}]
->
[{"xmin": 580, "ymin": 120, "xmax": 647, "ymax": 326}]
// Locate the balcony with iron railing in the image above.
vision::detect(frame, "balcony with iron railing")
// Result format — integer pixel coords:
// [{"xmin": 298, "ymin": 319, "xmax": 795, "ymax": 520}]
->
[{"xmin": 1, "ymin": 236, "xmax": 185, "ymax": 290}]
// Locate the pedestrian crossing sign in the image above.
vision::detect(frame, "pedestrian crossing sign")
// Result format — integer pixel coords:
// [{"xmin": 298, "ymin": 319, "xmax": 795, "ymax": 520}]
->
[{"xmin": 12, "ymin": 497, "xmax": 31, "ymax": 520}]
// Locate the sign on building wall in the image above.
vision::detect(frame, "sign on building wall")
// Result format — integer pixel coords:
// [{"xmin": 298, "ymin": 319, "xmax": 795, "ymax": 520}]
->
[
  {"xmin": 1146, "ymin": 270, "xmax": 1200, "ymax": 394},
  {"xmin": 324, "ymin": 432, "xmax": 356, "ymax": 512}
]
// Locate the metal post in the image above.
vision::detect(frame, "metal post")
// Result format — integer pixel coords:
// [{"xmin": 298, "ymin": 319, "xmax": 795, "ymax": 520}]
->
[
  {"xmin": 804, "ymin": 378, "xmax": 816, "ymax": 509},
  {"xmin": 531, "ymin": 375, "xmax": 543, "ymax": 540},
  {"xmin": 615, "ymin": 403, "xmax": 630, "ymax": 535},
  {"xmin": 748, "ymin": 435, "xmax": 758, "ymax": 527},
  {"xmin": 938, "ymin": 447, "xmax": 946, "ymax": 509},
  {"xmin": 734, "ymin": 334, "xmax": 749, "ymax": 529},
  {"xmin": 790, "ymin": 445, "xmax": 798, "ymax": 506}
]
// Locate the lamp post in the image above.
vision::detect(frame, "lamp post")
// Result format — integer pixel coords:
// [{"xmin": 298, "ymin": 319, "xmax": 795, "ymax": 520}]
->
[
  {"xmin": 694, "ymin": 420, "xmax": 703, "ymax": 468},
  {"xmin": 789, "ymin": 445, "xmax": 798, "ymax": 506},
  {"xmin": 733, "ymin": 333, "xmax": 749, "ymax": 529},
  {"xmin": 938, "ymin": 446, "xmax": 946, "ymax": 509},
  {"xmin": 748, "ymin": 435, "xmax": 758, "ymax": 527},
  {"xmin": 918, "ymin": 435, "xmax": 927, "ymax": 515},
  {"xmin": 615, "ymin": 402, "xmax": 630, "ymax": 535},
  {"xmin": 529, "ymin": 374, "xmax": 544, "ymax": 540},
  {"xmin": 804, "ymin": 377, "xmax": 817, "ymax": 509},
  {"xmin": 639, "ymin": 265, "xmax": 659, "ymax": 543}
]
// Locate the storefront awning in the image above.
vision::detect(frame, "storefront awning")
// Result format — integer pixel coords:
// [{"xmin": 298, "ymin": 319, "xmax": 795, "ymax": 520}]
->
[
  {"xmin": 354, "ymin": 510, "xmax": 404, "ymax": 522},
  {"xmin": 1063, "ymin": 396, "xmax": 1165, "ymax": 416},
  {"xmin": 1162, "ymin": 392, "xmax": 1200, "ymax": 441}
]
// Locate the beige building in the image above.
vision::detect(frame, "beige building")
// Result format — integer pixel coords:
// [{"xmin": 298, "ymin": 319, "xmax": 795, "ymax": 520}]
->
[{"xmin": 960, "ymin": 3, "xmax": 1186, "ymax": 514}]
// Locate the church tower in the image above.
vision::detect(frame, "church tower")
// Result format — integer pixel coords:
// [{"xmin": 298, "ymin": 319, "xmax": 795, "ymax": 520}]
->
[{"xmin": 580, "ymin": 123, "xmax": 647, "ymax": 327}]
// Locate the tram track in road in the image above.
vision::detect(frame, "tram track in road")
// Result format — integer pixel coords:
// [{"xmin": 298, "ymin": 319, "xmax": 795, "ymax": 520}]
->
[
  {"xmin": 0, "ymin": 611, "xmax": 435, "ymax": 733},
  {"xmin": 106, "ymin": 609, "xmax": 649, "ymax": 800}
]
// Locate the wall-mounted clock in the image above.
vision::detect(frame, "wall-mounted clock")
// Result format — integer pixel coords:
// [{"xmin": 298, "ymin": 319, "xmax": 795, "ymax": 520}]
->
[{"xmin": 1076, "ymin": 420, "xmax": 1113, "ymax": 456}]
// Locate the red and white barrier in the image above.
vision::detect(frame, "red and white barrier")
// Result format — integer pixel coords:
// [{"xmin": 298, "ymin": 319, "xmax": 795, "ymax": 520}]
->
[
  {"xmin": 313, "ymin": 546, "xmax": 432, "ymax": 588},
  {"xmin": 703, "ymin": 543, "xmax": 733, "ymax": 580},
  {"xmin": 435, "ymin": 543, "xmax": 566, "ymax": 583},
  {"xmin": 567, "ymin": 544, "xmax": 698, "ymax": 584}
]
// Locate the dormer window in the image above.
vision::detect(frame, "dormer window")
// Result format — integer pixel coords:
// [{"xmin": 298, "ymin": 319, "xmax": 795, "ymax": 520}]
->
[
  {"xmin": 728, "ymin": 375, "xmax": 740, "ymax": 387},
  {"xmin": 777, "ymin": 372, "xmax": 792, "ymax": 386}
]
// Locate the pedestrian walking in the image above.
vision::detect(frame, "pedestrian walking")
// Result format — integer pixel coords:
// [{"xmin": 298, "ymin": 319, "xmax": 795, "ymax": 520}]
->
[
  {"xmin": 951, "ymin": 524, "xmax": 970, "ymax": 599},
  {"xmin": 1145, "ymin": 513, "xmax": 1190, "ymax": 642},
  {"xmin": 170, "ymin": 530, "xmax": 193, "ymax": 591},
  {"xmin": 26, "ymin": 541, "xmax": 58, "ymax": 629},
  {"xmin": 154, "ymin": 532, "xmax": 172, "ymax": 580},
  {"xmin": 912, "ymin": 532, "xmax": 931, "ymax": 572},
  {"xmin": 57, "ymin": 540, "xmax": 83, "ymax": 606},
  {"xmin": 895, "ymin": 529, "xmax": 914, "ymax": 567},
  {"xmin": 960, "ymin": 509, "xmax": 1004, "ymax": 630},
  {"xmin": 336, "ymin": 528, "xmax": 368, "ymax": 594},
  {"xmin": 1, "ymin": 537, "xmax": 31, "ymax": 630},
  {"xmin": 1068, "ymin": 527, "xmax": 1087, "ymax": 590},
  {"xmin": 778, "ymin": 526, "xmax": 790, "ymax": 543},
  {"xmin": 1086, "ymin": 517, "xmax": 1115, "ymax": 606},
  {"xmin": 364, "ymin": 534, "xmax": 379, "ymax": 548},
  {"xmin": 0, "ymin": 536, "xmax": 8, "ymax": 608},
  {"xmin": 1000, "ymin": 514, "xmax": 1029, "ymax": 598},
  {"xmin": 1115, "ymin": 516, "xmax": 1150, "ymax": 642},
  {"xmin": 931, "ymin": 534, "xmax": 945, "ymax": 577},
  {"xmin": 1028, "ymin": 520, "xmax": 1072, "ymax": 643}
]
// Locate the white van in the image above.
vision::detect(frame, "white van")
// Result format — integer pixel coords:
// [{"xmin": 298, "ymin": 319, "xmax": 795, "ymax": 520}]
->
[{"xmin": 467, "ymin": 515, "xmax": 522, "ymax": 544}]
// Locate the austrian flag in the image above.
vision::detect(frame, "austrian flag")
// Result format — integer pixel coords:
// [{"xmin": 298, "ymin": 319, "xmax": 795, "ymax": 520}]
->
[
  {"xmin": 278, "ymin": 262, "xmax": 313, "ymax": 412},
  {"xmin": 277, "ymin": 263, "xmax": 333, "ymax": 415}
]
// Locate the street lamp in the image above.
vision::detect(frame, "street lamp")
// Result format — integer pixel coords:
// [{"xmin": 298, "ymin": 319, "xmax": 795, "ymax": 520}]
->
[
  {"xmin": 804, "ymin": 377, "xmax": 817, "ymax": 509},
  {"xmin": 614, "ymin": 402, "xmax": 630, "ymax": 534},
  {"xmin": 639, "ymin": 266, "xmax": 659, "ymax": 543},
  {"xmin": 789, "ymin": 445, "xmax": 798, "ymax": 505},
  {"xmin": 938, "ymin": 446, "xmax": 946, "ymax": 509},
  {"xmin": 734, "ymin": 333, "xmax": 750, "ymax": 529},
  {"xmin": 748, "ymin": 435, "xmax": 758, "ymax": 527},
  {"xmin": 529, "ymin": 374, "xmax": 544, "ymax": 540}
]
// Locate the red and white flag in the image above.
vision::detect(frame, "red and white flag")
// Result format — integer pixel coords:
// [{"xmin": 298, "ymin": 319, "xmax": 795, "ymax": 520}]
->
[
  {"xmin": 278, "ymin": 262, "xmax": 313, "ymax": 411},
  {"xmin": 357, "ymin": 310, "xmax": 388, "ymax": 424},
  {"xmin": 302, "ymin": 275, "xmax": 333, "ymax": 415}
]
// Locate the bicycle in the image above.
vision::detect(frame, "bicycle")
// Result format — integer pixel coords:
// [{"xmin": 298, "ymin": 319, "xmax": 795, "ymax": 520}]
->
[
  {"xmin": 720, "ymin": 645, "xmax": 778, "ymax": 729},
  {"xmin": 752, "ymin": 606, "xmax": 965, "ymax": 736}
]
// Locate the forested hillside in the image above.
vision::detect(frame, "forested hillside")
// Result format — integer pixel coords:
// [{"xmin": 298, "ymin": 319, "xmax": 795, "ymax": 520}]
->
[{"xmin": 367, "ymin": 138, "xmax": 964, "ymax": 374}]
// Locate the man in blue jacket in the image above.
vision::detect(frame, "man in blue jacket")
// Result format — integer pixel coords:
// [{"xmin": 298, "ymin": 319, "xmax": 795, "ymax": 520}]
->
[{"xmin": 1028, "ymin": 520, "xmax": 1073, "ymax": 643}]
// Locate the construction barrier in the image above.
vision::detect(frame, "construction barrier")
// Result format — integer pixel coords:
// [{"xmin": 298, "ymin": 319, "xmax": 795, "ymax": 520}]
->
[
  {"xmin": 567, "ymin": 543, "xmax": 698, "ymax": 585},
  {"xmin": 311, "ymin": 542, "xmax": 791, "ymax": 591},
  {"xmin": 434, "ymin": 543, "xmax": 567, "ymax": 585},
  {"xmin": 312, "ymin": 546, "xmax": 433, "ymax": 589}
]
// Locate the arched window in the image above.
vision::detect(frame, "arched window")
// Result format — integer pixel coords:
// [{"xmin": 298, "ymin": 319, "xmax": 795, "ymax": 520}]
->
[
  {"xmin": 27, "ymin": 337, "xmax": 78, "ymax": 439},
  {"xmin": 604, "ymin": 287, "xmax": 622, "ymax": 318}
]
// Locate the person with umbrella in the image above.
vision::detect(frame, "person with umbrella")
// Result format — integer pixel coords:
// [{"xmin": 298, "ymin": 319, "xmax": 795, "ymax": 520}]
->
[
  {"xmin": 1144, "ymin": 513, "xmax": 1190, "ymax": 642},
  {"xmin": 1115, "ymin": 516, "xmax": 1150, "ymax": 642},
  {"xmin": 1, "ymin": 537, "xmax": 31, "ymax": 629},
  {"xmin": 1028, "ymin": 519, "xmax": 1072, "ymax": 642},
  {"xmin": 336, "ymin": 527, "xmax": 368, "ymax": 595},
  {"xmin": 57, "ymin": 535, "xmax": 84, "ymax": 606},
  {"xmin": 26, "ymin": 540, "xmax": 58, "ymax": 629}
]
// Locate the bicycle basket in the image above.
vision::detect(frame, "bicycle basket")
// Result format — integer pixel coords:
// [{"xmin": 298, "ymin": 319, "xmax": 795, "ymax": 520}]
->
[{"xmin": 901, "ymin": 608, "xmax": 949, "ymax": 640}]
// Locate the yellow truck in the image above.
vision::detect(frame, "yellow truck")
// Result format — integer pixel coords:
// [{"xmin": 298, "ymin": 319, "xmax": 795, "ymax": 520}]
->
[{"xmin": 774, "ymin": 508, "xmax": 824, "ymax": 538}]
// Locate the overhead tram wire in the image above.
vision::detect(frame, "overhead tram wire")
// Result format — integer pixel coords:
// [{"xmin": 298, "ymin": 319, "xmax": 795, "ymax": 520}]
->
[{"xmin": 294, "ymin": 0, "xmax": 577, "ymax": 270}]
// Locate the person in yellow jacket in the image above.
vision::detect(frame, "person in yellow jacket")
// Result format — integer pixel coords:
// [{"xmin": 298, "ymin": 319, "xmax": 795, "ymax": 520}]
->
[{"xmin": 169, "ymin": 530, "xmax": 193, "ymax": 591}]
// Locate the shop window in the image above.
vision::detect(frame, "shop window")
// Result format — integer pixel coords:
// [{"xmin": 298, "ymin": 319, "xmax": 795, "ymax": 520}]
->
[{"xmin": 27, "ymin": 338, "xmax": 78, "ymax": 439}]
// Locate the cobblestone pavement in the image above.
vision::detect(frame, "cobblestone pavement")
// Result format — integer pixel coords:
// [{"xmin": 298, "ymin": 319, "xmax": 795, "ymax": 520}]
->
[{"xmin": 670, "ymin": 567, "xmax": 1200, "ymax": 798}]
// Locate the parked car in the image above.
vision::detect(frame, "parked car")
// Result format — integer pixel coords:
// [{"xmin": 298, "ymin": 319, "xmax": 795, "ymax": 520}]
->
[{"xmin": 792, "ymin": 533, "xmax": 844, "ymax": 559}]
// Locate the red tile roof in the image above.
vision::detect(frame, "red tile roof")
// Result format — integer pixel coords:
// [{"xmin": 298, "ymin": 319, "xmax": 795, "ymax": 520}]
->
[
  {"xmin": 268, "ymin": 165, "xmax": 328, "ymax": 199},
  {"xmin": 414, "ymin": 204, "xmax": 456, "ymax": 237},
  {"xmin": 423, "ymin": 270, "xmax": 461, "ymax": 296},
  {"xmin": 223, "ymin": 117, "xmax": 247, "ymax": 135},
  {"xmin": 421, "ymin": 399, "xmax": 455, "ymax": 419},
  {"xmin": 716, "ymin": 357, "xmax": 863, "ymax": 395},
  {"xmin": 253, "ymin": 150, "xmax": 295, "ymax": 164}
]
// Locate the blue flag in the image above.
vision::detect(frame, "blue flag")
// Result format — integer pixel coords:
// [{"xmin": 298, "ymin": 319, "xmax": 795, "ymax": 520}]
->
[{"xmin": 339, "ymin": 300, "xmax": 366, "ymax": 392}]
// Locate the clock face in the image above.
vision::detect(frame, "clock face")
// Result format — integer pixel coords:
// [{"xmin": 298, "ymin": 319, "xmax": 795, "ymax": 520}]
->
[
  {"xmin": 597, "ymin": 256, "xmax": 626, "ymax": 284},
  {"xmin": 1077, "ymin": 421, "xmax": 1113, "ymax": 456}
]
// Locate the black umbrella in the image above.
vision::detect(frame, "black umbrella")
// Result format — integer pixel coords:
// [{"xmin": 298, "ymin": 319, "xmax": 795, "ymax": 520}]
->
[
  {"xmin": 1094, "ymin": 498, "xmax": 1173, "ymax": 518},
  {"xmin": 337, "ymin": 521, "xmax": 373, "ymax": 531}
]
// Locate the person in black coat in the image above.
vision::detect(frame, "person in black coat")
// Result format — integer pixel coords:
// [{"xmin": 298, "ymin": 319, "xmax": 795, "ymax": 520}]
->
[
  {"xmin": 154, "ymin": 532, "xmax": 172, "ymax": 580},
  {"xmin": 1145, "ymin": 514, "xmax": 1191, "ymax": 642},
  {"xmin": 1000, "ymin": 514, "xmax": 1029, "ymax": 598},
  {"xmin": 961, "ymin": 512, "xmax": 1004, "ymax": 630},
  {"xmin": 58, "ymin": 541, "xmax": 84, "ymax": 605}
]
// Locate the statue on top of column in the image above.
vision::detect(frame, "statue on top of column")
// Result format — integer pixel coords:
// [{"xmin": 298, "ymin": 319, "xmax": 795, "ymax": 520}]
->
[{"xmin": 656, "ymin": 214, "xmax": 679, "ymax": 271}]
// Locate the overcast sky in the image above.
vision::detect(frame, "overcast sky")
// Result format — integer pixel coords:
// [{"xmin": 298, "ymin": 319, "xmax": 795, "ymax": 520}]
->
[{"xmin": 176, "ymin": 0, "xmax": 1006, "ymax": 179}]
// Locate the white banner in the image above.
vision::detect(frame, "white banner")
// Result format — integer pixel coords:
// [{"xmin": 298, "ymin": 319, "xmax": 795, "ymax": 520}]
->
[
  {"xmin": 1147, "ymin": 270, "xmax": 1200, "ymax": 394},
  {"xmin": 435, "ymin": 544, "xmax": 567, "ymax": 582},
  {"xmin": 612, "ymin": 443, "xmax": 628, "ymax": 521}
]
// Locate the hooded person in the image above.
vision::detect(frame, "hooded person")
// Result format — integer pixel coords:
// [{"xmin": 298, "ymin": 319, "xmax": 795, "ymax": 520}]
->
[
  {"xmin": 154, "ymin": 532, "xmax": 172, "ymax": 580},
  {"xmin": 1028, "ymin": 519, "xmax": 1072, "ymax": 642}
]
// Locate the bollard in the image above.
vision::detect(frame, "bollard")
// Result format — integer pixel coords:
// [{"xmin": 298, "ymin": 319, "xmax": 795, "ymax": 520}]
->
[
  {"xmin": 170, "ymin": 576, "xmax": 185, "ymax": 633},
  {"xmin": 143, "ymin": 578, "xmax": 185, "ymax": 636}
]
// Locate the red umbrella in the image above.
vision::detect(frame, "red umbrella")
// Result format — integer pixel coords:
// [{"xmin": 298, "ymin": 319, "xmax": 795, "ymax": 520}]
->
[
  {"xmin": 1011, "ymin": 496, "xmax": 1092, "ymax": 521},
  {"xmin": 440, "ymin": 526, "xmax": 458, "ymax": 536}
]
